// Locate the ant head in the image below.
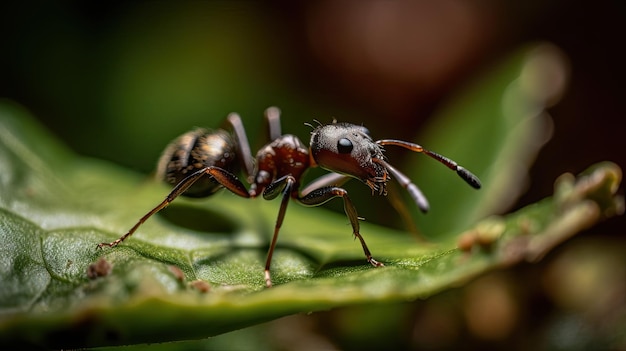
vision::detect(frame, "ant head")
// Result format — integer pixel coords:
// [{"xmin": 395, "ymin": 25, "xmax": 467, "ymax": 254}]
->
[{"xmin": 310, "ymin": 122, "xmax": 388, "ymax": 194}]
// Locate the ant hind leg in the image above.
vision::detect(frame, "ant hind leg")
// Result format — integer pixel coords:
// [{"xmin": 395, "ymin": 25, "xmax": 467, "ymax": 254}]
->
[{"xmin": 97, "ymin": 166, "xmax": 249, "ymax": 249}]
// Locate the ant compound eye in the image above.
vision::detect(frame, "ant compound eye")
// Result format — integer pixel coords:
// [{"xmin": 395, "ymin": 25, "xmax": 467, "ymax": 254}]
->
[{"xmin": 337, "ymin": 138, "xmax": 353, "ymax": 154}]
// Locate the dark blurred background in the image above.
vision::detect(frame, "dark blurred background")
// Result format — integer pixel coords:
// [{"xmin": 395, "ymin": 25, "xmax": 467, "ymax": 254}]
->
[{"xmin": 2, "ymin": 1, "xmax": 625, "ymax": 350}]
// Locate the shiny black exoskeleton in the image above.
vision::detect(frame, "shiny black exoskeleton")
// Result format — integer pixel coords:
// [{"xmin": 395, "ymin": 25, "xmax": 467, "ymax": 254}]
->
[{"xmin": 98, "ymin": 107, "xmax": 481, "ymax": 287}]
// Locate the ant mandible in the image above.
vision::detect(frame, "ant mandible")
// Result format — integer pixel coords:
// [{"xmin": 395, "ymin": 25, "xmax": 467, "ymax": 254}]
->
[{"xmin": 97, "ymin": 107, "xmax": 481, "ymax": 287}]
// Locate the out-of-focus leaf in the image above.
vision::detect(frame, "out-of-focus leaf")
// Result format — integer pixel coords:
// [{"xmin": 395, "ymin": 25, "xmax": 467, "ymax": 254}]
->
[{"xmin": 408, "ymin": 43, "xmax": 568, "ymax": 238}]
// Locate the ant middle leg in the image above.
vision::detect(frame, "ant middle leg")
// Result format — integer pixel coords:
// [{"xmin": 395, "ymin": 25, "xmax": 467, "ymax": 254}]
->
[
  {"xmin": 299, "ymin": 172, "xmax": 350, "ymax": 196},
  {"xmin": 97, "ymin": 166, "xmax": 249, "ymax": 249},
  {"xmin": 298, "ymin": 186, "xmax": 384, "ymax": 268},
  {"xmin": 261, "ymin": 175, "xmax": 297, "ymax": 287}
]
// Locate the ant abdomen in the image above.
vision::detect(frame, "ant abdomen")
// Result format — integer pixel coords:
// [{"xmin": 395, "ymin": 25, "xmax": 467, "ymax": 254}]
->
[{"xmin": 156, "ymin": 128, "xmax": 240, "ymax": 198}]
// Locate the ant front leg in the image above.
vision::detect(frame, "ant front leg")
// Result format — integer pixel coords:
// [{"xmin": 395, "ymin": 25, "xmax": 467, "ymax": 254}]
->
[
  {"xmin": 298, "ymin": 185, "xmax": 384, "ymax": 268},
  {"xmin": 97, "ymin": 166, "xmax": 249, "ymax": 249}
]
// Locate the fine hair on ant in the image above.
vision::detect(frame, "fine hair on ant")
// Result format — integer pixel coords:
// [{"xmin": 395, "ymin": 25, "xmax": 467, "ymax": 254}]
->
[{"xmin": 98, "ymin": 107, "xmax": 481, "ymax": 287}]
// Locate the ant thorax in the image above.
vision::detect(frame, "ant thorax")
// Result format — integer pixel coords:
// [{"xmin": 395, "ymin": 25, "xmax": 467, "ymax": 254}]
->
[
  {"xmin": 310, "ymin": 122, "xmax": 389, "ymax": 195},
  {"xmin": 250, "ymin": 134, "xmax": 310, "ymax": 197}
]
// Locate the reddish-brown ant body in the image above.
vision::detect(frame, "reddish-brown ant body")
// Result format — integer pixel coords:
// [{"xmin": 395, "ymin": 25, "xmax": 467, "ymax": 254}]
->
[{"xmin": 98, "ymin": 107, "xmax": 481, "ymax": 287}]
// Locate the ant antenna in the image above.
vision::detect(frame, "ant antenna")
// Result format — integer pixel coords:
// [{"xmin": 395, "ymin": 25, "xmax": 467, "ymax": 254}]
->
[
  {"xmin": 305, "ymin": 120, "xmax": 323, "ymax": 131},
  {"xmin": 376, "ymin": 139, "xmax": 481, "ymax": 189}
]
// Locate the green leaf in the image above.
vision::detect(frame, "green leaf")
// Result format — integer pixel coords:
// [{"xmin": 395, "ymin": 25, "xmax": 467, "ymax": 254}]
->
[{"xmin": 0, "ymin": 44, "xmax": 622, "ymax": 348}]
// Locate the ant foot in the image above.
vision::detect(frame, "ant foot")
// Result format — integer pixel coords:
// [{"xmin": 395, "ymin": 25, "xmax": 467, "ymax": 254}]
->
[
  {"xmin": 96, "ymin": 241, "xmax": 118, "ymax": 250},
  {"xmin": 368, "ymin": 257, "xmax": 385, "ymax": 267},
  {"xmin": 264, "ymin": 270, "xmax": 273, "ymax": 288}
]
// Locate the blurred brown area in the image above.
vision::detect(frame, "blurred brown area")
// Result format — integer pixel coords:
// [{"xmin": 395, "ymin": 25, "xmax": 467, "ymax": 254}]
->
[{"xmin": 1, "ymin": 0, "xmax": 624, "ymax": 350}]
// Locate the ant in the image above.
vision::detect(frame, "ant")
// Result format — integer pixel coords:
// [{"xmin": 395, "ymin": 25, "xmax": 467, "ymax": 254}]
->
[{"xmin": 97, "ymin": 107, "xmax": 481, "ymax": 287}]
